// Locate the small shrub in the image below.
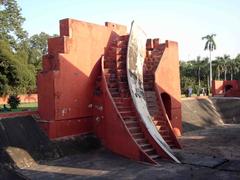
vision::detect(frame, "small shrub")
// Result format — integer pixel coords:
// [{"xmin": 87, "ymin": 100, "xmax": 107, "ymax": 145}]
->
[{"xmin": 7, "ymin": 95, "xmax": 20, "ymax": 109}]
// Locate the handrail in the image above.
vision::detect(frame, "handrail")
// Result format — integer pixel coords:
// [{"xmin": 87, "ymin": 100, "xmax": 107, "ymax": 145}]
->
[{"xmin": 100, "ymin": 56, "xmax": 156, "ymax": 164}]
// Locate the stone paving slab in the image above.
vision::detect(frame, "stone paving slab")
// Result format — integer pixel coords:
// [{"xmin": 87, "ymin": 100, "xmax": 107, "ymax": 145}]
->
[
  {"xmin": 218, "ymin": 160, "xmax": 240, "ymax": 172},
  {"xmin": 174, "ymin": 151, "xmax": 227, "ymax": 168},
  {"xmin": 15, "ymin": 149, "xmax": 240, "ymax": 180}
]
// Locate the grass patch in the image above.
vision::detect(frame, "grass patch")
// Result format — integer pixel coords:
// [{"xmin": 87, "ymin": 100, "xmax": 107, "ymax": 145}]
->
[{"xmin": 0, "ymin": 102, "xmax": 38, "ymax": 113}]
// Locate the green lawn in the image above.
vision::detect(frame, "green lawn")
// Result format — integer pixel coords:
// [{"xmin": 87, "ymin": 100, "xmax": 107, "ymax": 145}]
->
[{"xmin": 0, "ymin": 102, "xmax": 38, "ymax": 113}]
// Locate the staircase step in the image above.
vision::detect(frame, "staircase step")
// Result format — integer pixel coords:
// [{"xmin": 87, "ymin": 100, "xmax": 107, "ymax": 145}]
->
[
  {"xmin": 147, "ymin": 103, "xmax": 159, "ymax": 108},
  {"xmin": 117, "ymin": 69, "xmax": 127, "ymax": 74},
  {"xmin": 118, "ymin": 82, "xmax": 128, "ymax": 88},
  {"xmin": 147, "ymin": 106, "xmax": 160, "ymax": 112},
  {"xmin": 111, "ymin": 91, "xmax": 120, "ymax": 97},
  {"xmin": 112, "ymin": 40, "xmax": 128, "ymax": 48},
  {"xmin": 144, "ymin": 148, "xmax": 156, "ymax": 155},
  {"xmin": 109, "ymin": 47, "xmax": 127, "ymax": 55},
  {"xmin": 144, "ymin": 73, "xmax": 154, "ymax": 78},
  {"xmin": 125, "ymin": 120, "xmax": 138, "ymax": 127},
  {"xmin": 132, "ymin": 132, "xmax": 144, "ymax": 139},
  {"xmin": 120, "ymin": 111, "xmax": 135, "ymax": 117},
  {"xmin": 135, "ymin": 138, "xmax": 147, "ymax": 144},
  {"xmin": 159, "ymin": 129, "xmax": 169, "ymax": 135},
  {"xmin": 119, "ymin": 88, "xmax": 129, "ymax": 94},
  {"xmin": 118, "ymin": 35, "xmax": 129, "ymax": 41},
  {"xmin": 117, "ymin": 105, "xmax": 132, "ymax": 111},
  {"xmin": 117, "ymin": 77, "xmax": 127, "ymax": 83},
  {"xmin": 120, "ymin": 93, "xmax": 131, "ymax": 98},
  {"xmin": 116, "ymin": 54, "xmax": 126, "ymax": 61},
  {"xmin": 104, "ymin": 61, "xmax": 116, "ymax": 68},
  {"xmin": 144, "ymin": 87, "xmax": 154, "ymax": 91},
  {"xmin": 156, "ymin": 125, "xmax": 167, "ymax": 131},
  {"xmin": 109, "ymin": 88, "xmax": 119, "ymax": 93},
  {"xmin": 149, "ymin": 154, "xmax": 160, "ymax": 160},
  {"xmin": 123, "ymin": 116, "xmax": 137, "ymax": 121},
  {"xmin": 114, "ymin": 97, "xmax": 131, "ymax": 104},
  {"xmin": 116, "ymin": 61, "xmax": 126, "ymax": 69},
  {"xmin": 140, "ymin": 143, "xmax": 152, "ymax": 150},
  {"xmin": 128, "ymin": 127, "xmax": 141, "ymax": 133},
  {"xmin": 162, "ymin": 135, "xmax": 171, "ymax": 140},
  {"xmin": 153, "ymin": 117, "xmax": 165, "ymax": 122},
  {"xmin": 149, "ymin": 110, "xmax": 159, "ymax": 115},
  {"xmin": 104, "ymin": 72, "xmax": 117, "ymax": 78}
]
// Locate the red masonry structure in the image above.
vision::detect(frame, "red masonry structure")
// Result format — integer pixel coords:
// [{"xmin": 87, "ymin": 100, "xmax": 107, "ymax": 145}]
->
[
  {"xmin": 212, "ymin": 80, "xmax": 240, "ymax": 97},
  {"xmin": 37, "ymin": 19, "xmax": 182, "ymax": 164}
]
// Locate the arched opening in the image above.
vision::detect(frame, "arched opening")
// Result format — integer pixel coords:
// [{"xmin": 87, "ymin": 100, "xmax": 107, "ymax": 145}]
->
[
  {"xmin": 161, "ymin": 92, "xmax": 171, "ymax": 120},
  {"xmin": 224, "ymin": 84, "xmax": 233, "ymax": 92}
]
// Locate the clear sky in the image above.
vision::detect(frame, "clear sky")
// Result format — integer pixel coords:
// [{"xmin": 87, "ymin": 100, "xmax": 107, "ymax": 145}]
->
[{"xmin": 18, "ymin": 0, "xmax": 240, "ymax": 60}]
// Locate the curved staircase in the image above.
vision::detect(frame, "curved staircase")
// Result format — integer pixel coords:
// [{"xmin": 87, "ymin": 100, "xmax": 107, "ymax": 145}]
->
[
  {"xmin": 100, "ymin": 32, "xmax": 180, "ymax": 164},
  {"xmin": 144, "ymin": 43, "xmax": 181, "ymax": 149}
]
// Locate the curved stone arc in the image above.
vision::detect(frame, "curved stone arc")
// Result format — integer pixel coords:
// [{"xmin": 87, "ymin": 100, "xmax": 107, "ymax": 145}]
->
[{"xmin": 126, "ymin": 21, "xmax": 180, "ymax": 163}]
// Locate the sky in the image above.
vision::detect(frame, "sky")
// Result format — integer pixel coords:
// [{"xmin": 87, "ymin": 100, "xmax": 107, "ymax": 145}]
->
[{"xmin": 18, "ymin": 0, "xmax": 240, "ymax": 60}]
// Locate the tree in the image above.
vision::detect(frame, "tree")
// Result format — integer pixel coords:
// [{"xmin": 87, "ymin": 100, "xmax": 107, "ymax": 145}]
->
[
  {"xmin": 28, "ymin": 32, "xmax": 50, "ymax": 71},
  {"xmin": 0, "ymin": 40, "xmax": 36, "ymax": 96},
  {"xmin": 195, "ymin": 56, "xmax": 208, "ymax": 94},
  {"xmin": 215, "ymin": 55, "xmax": 231, "ymax": 80},
  {"xmin": 0, "ymin": 0, "xmax": 28, "ymax": 50},
  {"xmin": 202, "ymin": 34, "xmax": 216, "ymax": 89},
  {"xmin": 234, "ymin": 54, "xmax": 240, "ymax": 79}
]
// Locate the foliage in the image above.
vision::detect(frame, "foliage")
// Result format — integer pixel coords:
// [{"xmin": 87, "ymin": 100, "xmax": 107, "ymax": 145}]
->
[
  {"xmin": 202, "ymin": 34, "xmax": 216, "ymax": 52},
  {"xmin": 28, "ymin": 32, "xmax": 51, "ymax": 71},
  {"xmin": 0, "ymin": 0, "xmax": 53, "ymax": 96},
  {"xmin": 180, "ymin": 58, "xmax": 209, "ymax": 95},
  {"xmin": 0, "ymin": 0, "xmax": 27, "ymax": 50},
  {"xmin": 7, "ymin": 94, "xmax": 20, "ymax": 109},
  {"xmin": 0, "ymin": 40, "xmax": 36, "ymax": 96},
  {"xmin": 180, "ymin": 54, "xmax": 240, "ymax": 95}
]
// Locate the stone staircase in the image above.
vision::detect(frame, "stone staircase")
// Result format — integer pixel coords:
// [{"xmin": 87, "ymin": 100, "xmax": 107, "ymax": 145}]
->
[
  {"xmin": 103, "ymin": 35, "xmax": 163, "ymax": 163},
  {"xmin": 144, "ymin": 40, "xmax": 181, "ymax": 149}
]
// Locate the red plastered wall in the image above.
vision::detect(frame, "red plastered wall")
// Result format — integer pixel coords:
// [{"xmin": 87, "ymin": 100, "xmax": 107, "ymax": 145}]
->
[
  {"xmin": 37, "ymin": 19, "xmax": 127, "ymax": 139},
  {"xmin": 155, "ymin": 41, "xmax": 182, "ymax": 135}
]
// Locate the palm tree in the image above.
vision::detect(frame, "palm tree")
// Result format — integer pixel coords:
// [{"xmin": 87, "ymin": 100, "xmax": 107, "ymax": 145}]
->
[
  {"xmin": 195, "ymin": 56, "xmax": 207, "ymax": 94},
  {"xmin": 202, "ymin": 34, "xmax": 216, "ymax": 89},
  {"xmin": 217, "ymin": 55, "xmax": 231, "ymax": 80},
  {"xmin": 234, "ymin": 54, "xmax": 240, "ymax": 79}
]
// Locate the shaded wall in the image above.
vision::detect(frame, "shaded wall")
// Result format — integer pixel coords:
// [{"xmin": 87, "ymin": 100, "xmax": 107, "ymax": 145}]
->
[{"xmin": 37, "ymin": 19, "xmax": 127, "ymax": 139}]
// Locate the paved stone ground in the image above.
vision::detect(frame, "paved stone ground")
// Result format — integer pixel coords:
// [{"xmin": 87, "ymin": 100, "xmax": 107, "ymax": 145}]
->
[
  {"xmin": 13, "ymin": 124, "xmax": 240, "ymax": 180},
  {"xmin": 179, "ymin": 124, "xmax": 240, "ymax": 160},
  {"xmin": 2, "ymin": 98, "xmax": 240, "ymax": 179}
]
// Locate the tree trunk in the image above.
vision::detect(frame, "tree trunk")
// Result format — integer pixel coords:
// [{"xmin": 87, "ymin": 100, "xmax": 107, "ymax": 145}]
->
[
  {"xmin": 209, "ymin": 51, "xmax": 212, "ymax": 89},
  {"xmin": 198, "ymin": 67, "xmax": 201, "ymax": 95}
]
